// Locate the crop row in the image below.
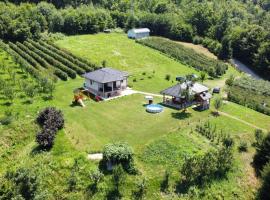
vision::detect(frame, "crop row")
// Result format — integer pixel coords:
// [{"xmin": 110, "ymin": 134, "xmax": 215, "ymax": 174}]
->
[
  {"xmin": 39, "ymin": 41, "xmax": 93, "ymax": 72},
  {"xmin": 137, "ymin": 37, "xmax": 228, "ymax": 77},
  {"xmin": 23, "ymin": 41, "xmax": 75, "ymax": 79},
  {"xmin": 233, "ymin": 76, "xmax": 270, "ymax": 96},
  {"xmin": 8, "ymin": 42, "xmax": 41, "ymax": 71},
  {"xmin": 0, "ymin": 41, "xmax": 43, "ymax": 80},
  {"xmin": 17, "ymin": 41, "xmax": 68, "ymax": 81},
  {"xmin": 46, "ymin": 41, "xmax": 99, "ymax": 70},
  {"xmin": 28, "ymin": 40, "xmax": 85, "ymax": 75}
]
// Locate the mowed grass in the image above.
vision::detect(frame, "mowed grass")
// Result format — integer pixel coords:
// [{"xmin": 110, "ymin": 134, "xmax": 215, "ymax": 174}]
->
[
  {"xmin": 51, "ymin": 77, "xmax": 212, "ymax": 152},
  {"xmin": 55, "ymin": 33, "xmax": 197, "ymax": 93}
]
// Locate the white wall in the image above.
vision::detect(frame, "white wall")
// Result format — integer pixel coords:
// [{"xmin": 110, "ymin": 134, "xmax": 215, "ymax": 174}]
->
[{"xmin": 85, "ymin": 78, "xmax": 100, "ymax": 91}]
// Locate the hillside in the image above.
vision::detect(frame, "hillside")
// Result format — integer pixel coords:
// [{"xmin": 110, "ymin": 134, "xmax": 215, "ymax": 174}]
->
[{"xmin": 0, "ymin": 0, "xmax": 270, "ymax": 199}]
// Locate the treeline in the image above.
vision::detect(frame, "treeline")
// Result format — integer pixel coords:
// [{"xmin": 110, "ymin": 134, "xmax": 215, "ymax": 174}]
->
[
  {"xmin": 1, "ymin": 1, "xmax": 270, "ymax": 77},
  {"xmin": 0, "ymin": 2, "xmax": 114, "ymax": 41}
]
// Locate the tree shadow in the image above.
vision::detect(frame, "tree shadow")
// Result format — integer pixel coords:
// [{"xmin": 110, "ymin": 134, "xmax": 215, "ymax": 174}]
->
[
  {"xmin": 175, "ymin": 180, "xmax": 191, "ymax": 195},
  {"xmin": 171, "ymin": 111, "xmax": 192, "ymax": 120},
  {"xmin": 211, "ymin": 111, "xmax": 220, "ymax": 117},
  {"xmin": 1, "ymin": 102, "xmax": 12, "ymax": 106},
  {"xmin": 21, "ymin": 100, "xmax": 33, "ymax": 105},
  {"xmin": 106, "ymin": 189, "xmax": 121, "ymax": 200},
  {"xmin": 30, "ymin": 145, "xmax": 51, "ymax": 156}
]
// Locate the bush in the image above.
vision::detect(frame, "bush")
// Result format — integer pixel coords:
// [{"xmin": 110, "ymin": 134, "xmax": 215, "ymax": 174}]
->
[
  {"xmin": 36, "ymin": 107, "xmax": 64, "ymax": 130},
  {"xmin": 103, "ymin": 142, "xmax": 135, "ymax": 173},
  {"xmin": 253, "ymin": 133, "xmax": 270, "ymax": 175},
  {"xmin": 165, "ymin": 74, "xmax": 171, "ymax": 81},
  {"xmin": 36, "ymin": 107, "xmax": 64, "ymax": 149},
  {"xmin": 238, "ymin": 141, "xmax": 248, "ymax": 152},
  {"xmin": 36, "ymin": 127, "xmax": 56, "ymax": 149},
  {"xmin": 258, "ymin": 163, "xmax": 270, "ymax": 200}
]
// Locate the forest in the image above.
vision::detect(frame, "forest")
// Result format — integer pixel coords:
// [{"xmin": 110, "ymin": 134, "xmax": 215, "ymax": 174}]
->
[{"xmin": 0, "ymin": 0, "xmax": 270, "ymax": 78}]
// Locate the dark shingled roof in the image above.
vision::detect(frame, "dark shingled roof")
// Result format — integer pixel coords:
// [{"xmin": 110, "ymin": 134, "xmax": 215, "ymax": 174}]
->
[
  {"xmin": 160, "ymin": 82, "xmax": 209, "ymax": 97},
  {"xmin": 83, "ymin": 68, "xmax": 129, "ymax": 83}
]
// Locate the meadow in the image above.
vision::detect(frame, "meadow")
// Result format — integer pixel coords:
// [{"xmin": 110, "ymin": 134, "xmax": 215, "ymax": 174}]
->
[{"xmin": 0, "ymin": 33, "xmax": 268, "ymax": 199}]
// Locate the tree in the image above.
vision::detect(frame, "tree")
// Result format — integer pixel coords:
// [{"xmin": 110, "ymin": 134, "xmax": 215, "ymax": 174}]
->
[
  {"xmin": 132, "ymin": 177, "xmax": 147, "ymax": 200},
  {"xmin": 103, "ymin": 142, "xmax": 135, "ymax": 173},
  {"xmin": 253, "ymin": 132, "xmax": 270, "ymax": 175},
  {"xmin": 258, "ymin": 162, "xmax": 270, "ymax": 200},
  {"xmin": 218, "ymin": 36, "xmax": 232, "ymax": 60},
  {"xmin": 24, "ymin": 84, "xmax": 37, "ymax": 103},
  {"xmin": 199, "ymin": 71, "xmax": 207, "ymax": 83},
  {"xmin": 3, "ymin": 86, "xmax": 15, "ymax": 103},
  {"xmin": 36, "ymin": 126, "xmax": 56, "ymax": 149},
  {"xmin": 111, "ymin": 165, "xmax": 126, "ymax": 197},
  {"xmin": 213, "ymin": 96, "xmax": 223, "ymax": 115},
  {"xmin": 4, "ymin": 168, "xmax": 39, "ymax": 200}
]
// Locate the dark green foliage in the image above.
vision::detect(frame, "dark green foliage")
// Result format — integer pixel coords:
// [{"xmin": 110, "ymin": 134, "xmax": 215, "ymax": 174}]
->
[
  {"xmin": 36, "ymin": 107, "xmax": 64, "ymax": 130},
  {"xmin": 196, "ymin": 121, "xmax": 233, "ymax": 146},
  {"xmin": 132, "ymin": 177, "xmax": 147, "ymax": 200},
  {"xmin": 254, "ymin": 129, "xmax": 265, "ymax": 148},
  {"xmin": 103, "ymin": 142, "xmax": 136, "ymax": 174},
  {"xmin": 36, "ymin": 127, "xmax": 56, "ymax": 149},
  {"xmin": 28, "ymin": 40, "xmax": 84, "ymax": 75},
  {"xmin": 39, "ymin": 40, "xmax": 94, "ymax": 72},
  {"xmin": 180, "ymin": 146, "xmax": 233, "ymax": 188},
  {"xmin": 238, "ymin": 141, "xmax": 248, "ymax": 152},
  {"xmin": 218, "ymin": 36, "xmax": 232, "ymax": 60},
  {"xmin": 0, "ymin": 168, "xmax": 39, "ymax": 200},
  {"xmin": 137, "ymin": 37, "xmax": 227, "ymax": 77},
  {"xmin": 24, "ymin": 40, "xmax": 76, "ymax": 79},
  {"xmin": 253, "ymin": 133, "xmax": 270, "ymax": 175},
  {"xmin": 36, "ymin": 107, "xmax": 64, "ymax": 149},
  {"xmin": 165, "ymin": 74, "xmax": 171, "ymax": 81},
  {"xmin": 8, "ymin": 42, "xmax": 41, "ymax": 70},
  {"xmin": 160, "ymin": 170, "xmax": 170, "ymax": 193},
  {"xmin": 258, "ymin": 163, "xmax": 270, "ymax": 200}
]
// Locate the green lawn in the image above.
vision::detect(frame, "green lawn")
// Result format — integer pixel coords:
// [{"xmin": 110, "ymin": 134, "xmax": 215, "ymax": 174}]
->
[
  {"xmin": 0, "ymin": 34, "xmax": 264, "ymax": 199},
  {"xmin": 55, "ymin": 33, "xmax": 198, "ymax": 93}
]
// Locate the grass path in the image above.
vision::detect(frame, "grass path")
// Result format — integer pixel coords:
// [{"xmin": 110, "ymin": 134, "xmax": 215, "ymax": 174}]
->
[{"xmin": 219, "ymin": 111, "xmax": 267, "ymax": 132}]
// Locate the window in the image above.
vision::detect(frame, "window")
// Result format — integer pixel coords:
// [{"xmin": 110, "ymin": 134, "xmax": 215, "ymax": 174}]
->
[
  {"xmin": 121, "ymin": 80, "xmax": 124, "ymax": 83},
  {"xmin": 90, "ymin": 80, "xmax": 93, "ymax": 85}
]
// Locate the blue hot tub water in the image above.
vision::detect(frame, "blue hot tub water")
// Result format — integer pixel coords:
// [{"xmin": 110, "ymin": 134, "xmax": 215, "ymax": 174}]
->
[{"xmin": 146, "ymin": 104, "xmax": 164, "ymax": 113}]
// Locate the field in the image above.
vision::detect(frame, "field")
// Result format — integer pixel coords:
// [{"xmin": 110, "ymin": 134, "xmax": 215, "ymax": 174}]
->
[{"xmin": 0, "ymin": 33, "xmax": 268, "ymax": 199}]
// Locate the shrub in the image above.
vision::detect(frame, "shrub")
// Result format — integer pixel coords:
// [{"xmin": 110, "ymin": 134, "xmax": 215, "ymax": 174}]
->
[
  {"xmin": 238, "ymin": 141, "xmax": 248, "ymax": 152},
  {"xmin": 254, "ymin": 129, "xmax": 264, "ymax": 148},
  {"xmin": 5, "ymin": 168, "xmax": 39, "ymax": 200},
  {"xmin": 258, "ymin": 163, "xmax": 270, "ymax": 200},
  {"xmin": 133, "ymin": 78, "xmax": 137, "ymax": 82},
  {"xmin": 253, "ymin": 132, "xmax": 270, "ymax": 175},
  {"xmin": 36, "ymin": 107, "xmax": 64, "ymax": 130},
  {"xmin": 36, "ymin": 107, "xmax": 64, "ymax": 149},
  {"xmin": 165, "ymin": 74, "xmax": 171, "ymax": 81},
  {"xmin": 103, "ymin": 142, "xmax": 135, "ymax": 173},
  {"xmin": 36, "ymin": 127, "xmax": 56, "ymax": 149},
  {"xmin": 132, "ymin": 177, "xmax": 147, "ymax": 200},
  {"xmin": 223, "ymin": 136, "xmax": 234, "ymax": 148}
]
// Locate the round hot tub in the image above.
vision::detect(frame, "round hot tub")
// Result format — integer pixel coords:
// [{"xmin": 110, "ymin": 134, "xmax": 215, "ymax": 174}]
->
[{"xmin": 146, "ymin": 104, "xmax": 164, "ymax": 113}]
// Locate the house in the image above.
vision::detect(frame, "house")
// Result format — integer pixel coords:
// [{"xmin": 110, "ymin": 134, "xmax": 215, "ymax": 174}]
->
[
  {"xmin": 83, "ymin": 68, "xmax": 129, "ymax": 99},
  {"xmin": 127, "ymin": 28, "xmax": 150, "ymax": 39},
  {"xmin": 160, "ymin": 82, "xmax": 212, "ymax": 110}
]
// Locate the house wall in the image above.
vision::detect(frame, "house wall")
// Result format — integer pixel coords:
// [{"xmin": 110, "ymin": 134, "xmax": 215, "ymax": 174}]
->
[{"xmin": 85, "ymin": 78, "xmax": 101, "ymax": 92}]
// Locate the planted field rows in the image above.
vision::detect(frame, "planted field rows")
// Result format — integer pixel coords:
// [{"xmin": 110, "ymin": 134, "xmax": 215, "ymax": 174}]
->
[
  {"xmin": 7, "ymin": 40, "xmax": 96, "ymax": 81},
  {"xmin": 137, "ymin": 37, "xmax": 228, "ymax": 77}
]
